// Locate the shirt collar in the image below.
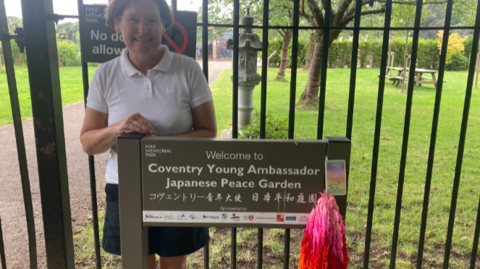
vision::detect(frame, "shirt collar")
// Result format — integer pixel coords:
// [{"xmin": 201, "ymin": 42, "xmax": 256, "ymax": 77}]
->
[
  {"xmin": 120, "ymin": 45, "xmax": 173, "ymax": 77},
  {"xmin": 152, "ymin": 45, "xmax": 173, "ymax": 73}
]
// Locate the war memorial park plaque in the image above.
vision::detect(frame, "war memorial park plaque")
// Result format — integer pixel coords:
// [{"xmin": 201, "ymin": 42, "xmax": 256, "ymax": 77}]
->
[{"xmin": 80, "ymin": 5, "xmax": 197, "ymax": 63}]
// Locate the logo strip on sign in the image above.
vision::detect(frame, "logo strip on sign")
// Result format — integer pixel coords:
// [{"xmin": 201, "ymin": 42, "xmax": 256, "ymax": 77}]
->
[{"xmin": 143, "ymin": 211, "xmax": 310, "ymax": 224}]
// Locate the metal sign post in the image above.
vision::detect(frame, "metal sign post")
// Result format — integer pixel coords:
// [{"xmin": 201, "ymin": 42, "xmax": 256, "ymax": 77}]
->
[{"xmin": 117, "ymin": 135, "xmax": 351, "ymax": 267}]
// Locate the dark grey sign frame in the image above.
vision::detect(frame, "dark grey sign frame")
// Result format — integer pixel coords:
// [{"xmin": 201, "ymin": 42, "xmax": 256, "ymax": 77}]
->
[{"xmin": 116, "ymin": 134, "xmax": 350, "ymax": 268}]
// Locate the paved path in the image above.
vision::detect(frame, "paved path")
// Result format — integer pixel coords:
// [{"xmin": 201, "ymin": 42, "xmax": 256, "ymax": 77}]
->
[
  {"xmin": 0, "ymin": 60, "xmax": 231, "ymax": 268},
  {"xmin": 198, "ymin": 60, "xmax": 232, "ymax": 83}
]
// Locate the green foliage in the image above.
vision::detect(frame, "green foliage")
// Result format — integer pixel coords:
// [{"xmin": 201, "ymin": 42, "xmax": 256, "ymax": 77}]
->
[
  {"xmin": 452, "ymin": 0, "xmax": 478, "ymax": 26},
  {"xmin": 450, "ymin": 53, "xmax": 469, "ymax": 71},
  {"xmin": 57, "ymin": 41, "xmax": 81, "ymax": 66},
  {"xmin": 358, "ymin": 41, "xmax": 371, "ymax": 68},
  {"xmin": 368, "ymin": 40, "xmax": 383, "ymax": 68},
  {"xmin": 3, "ymin": 40, "xmax": 28, "ymax": 65},
  {"xmin": 328, "ymin": 41, "xmax": 352, "ymax": 68},
  {"xmin": 437, "ymin": 31, "xmax": 469, "ymax": 65},
  {"xmin": 260, "ymin": 38, "xmax": 309, "ymax": 68},
  {"xmin": 463, "ymin": 37, "xmax": 474, "ymax": 58},
  {"xmin": 262, "ymin": 37, "xmax": 471, "ymax": 71},
  {"xmin": 239, "ymin": 110, "xmax": 288, "ymax": 139},
  {"xmin": 56, "ymin": 22, "xmax": 80, "ymax": 43},
  {"xmin": 7, "ymin": 16, "xmax": 22, "ymax": 35},
  {"xmin": 416, "ymin": 39, "xmax": 439, "ymax": 69}
]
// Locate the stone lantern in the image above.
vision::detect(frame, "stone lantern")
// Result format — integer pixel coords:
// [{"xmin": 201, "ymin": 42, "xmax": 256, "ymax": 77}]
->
[{"xmin": 227, "ymin": 9, "xmax": 262, "ymax": 130}]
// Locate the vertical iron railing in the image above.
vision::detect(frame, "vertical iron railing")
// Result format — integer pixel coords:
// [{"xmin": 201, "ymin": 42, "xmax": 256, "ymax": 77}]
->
[
  {"xmin": 76, "ymin": 0, "xmax": 102, "ymax": 267},
  {"xmin": 364, "ymin": 0, "xmax": 393, "ymax": 267},
  {"xmin": 230, "ymin": 2, "xmax": 240, "ymax": 269},
  {"xmin": 416, "ymin": 0, "xmax": 453, "ymax": 267},
  {"xmin": 390, "ymin": 0, "xmax": 423, "ymax": 266},
  {"xmin": 21, "ymin": 0, "xmax": 75, "ymax": 267},
  {"xmin": 346, "ymin": 0, "xmax": 362, "ymax": 140},
  {"xmin": 201, "ymin": 1, "xmax": 210, "ymax": 267},
  {"xmin": 258, "ymin": 0, "xmax": 269, "ymax": 267},
  {"xmin": 0, "ymin": 0, "xmax": 37, "ymax": 267},
  {"xmin": 0, "ymin": 217, "xmax": 7, "ymax": 269},
  {"xmin": 317, "ymin": 0, "xmax": 332, "ymax": 140},
  {"xmin": 444, "ymin": 1, "xmax": 480, "ymax": 268},
  {"xmin": 287, "ymin": 0, "xmax": 299, "ymax": 140}
]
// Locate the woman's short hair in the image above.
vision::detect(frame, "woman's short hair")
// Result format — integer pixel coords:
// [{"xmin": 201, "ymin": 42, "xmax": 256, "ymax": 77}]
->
[{"xmin": 105, "ymin": 0, "xmax": 174, "ymax": 30}]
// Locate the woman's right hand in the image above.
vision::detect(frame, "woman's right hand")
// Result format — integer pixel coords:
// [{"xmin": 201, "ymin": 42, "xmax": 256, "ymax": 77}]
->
[
  {"xmin": 116, "ymin": 113, "xmax": 156, "ymax": 135},
  {"xmin": 80, "ymin": 109, "xmax": 156, "ymax": 156}
]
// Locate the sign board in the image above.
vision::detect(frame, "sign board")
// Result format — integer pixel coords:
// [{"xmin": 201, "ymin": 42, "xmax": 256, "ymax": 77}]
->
[
  {"xmin": 116, "ymin": 135, "xmax": 350, "ymax": 267},
  {"xmin": 140, "ymin": 138, "xmax": 334, "ymax": 228},
  {"xmin": 80, "ymin": 5, "xmax": 197, "ymax": 63}
]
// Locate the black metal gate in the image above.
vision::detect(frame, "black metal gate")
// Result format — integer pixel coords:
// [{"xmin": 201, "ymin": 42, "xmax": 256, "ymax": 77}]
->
[{"xmin": 1, "ymin": 0, "xmax": 480, "ymax": 268}]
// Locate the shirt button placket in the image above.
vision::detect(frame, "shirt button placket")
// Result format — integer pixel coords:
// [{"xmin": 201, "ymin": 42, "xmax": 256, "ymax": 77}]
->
[{"xmin": 145, "ymin": 75, "xmax": 152, "ymax": 98}]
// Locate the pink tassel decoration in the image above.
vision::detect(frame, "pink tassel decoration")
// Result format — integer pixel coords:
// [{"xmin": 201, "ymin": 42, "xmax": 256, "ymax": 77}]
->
[{"xmin": 298, "ymin": 191, "xmax": 349, "ymax": 269}]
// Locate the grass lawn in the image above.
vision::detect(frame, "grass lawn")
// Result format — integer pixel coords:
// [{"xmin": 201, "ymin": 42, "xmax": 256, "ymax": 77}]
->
[
  {"xmin": 208, "ymin": 67, "xmax": 480, "ymax": 268},
  {"xmin": 0, "ymin": 66, "xmax": 98, "ymax": 127}
]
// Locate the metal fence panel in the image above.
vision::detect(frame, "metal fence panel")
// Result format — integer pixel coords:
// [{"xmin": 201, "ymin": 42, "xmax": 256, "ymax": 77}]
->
[{"xmin": 2, "ymin": 0, "xmax": 480, "ymax": 268}]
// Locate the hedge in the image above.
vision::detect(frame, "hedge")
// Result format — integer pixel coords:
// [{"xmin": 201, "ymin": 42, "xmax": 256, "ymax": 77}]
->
[
  {"xmin": 0, "ymin": 39, "xmax": 82, "ymax": 67},
  {"xmin": 2, "ymin": 36, "xmax": 475, "ymax": 71},
  {"xmin": 264, "ymin": 37, "xmax": 475, "ymax": 71}
]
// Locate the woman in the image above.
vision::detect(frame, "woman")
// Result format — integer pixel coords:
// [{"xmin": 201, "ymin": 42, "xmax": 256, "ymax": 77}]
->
[{"xmin": 80, "ymin": 0, "xmax": 216, "ymax": 268}]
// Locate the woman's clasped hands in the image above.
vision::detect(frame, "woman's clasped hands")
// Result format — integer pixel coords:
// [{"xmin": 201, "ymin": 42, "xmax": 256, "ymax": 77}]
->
[{"xmin": 116, "ymin": 112, "xmax": 156, "ymax": 135}]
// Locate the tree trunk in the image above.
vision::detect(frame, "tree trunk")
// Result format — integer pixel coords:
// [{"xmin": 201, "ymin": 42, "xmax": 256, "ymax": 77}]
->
[
  {"xmin": 299, "ymin": 30, "xmax": 342, "ymax": 107},
  {"xmin": 299, "ymin": 31, "xmax": 323, "ymax": 106},
  {"xmin": 276, "ymin": 29, "xmax": 293, "ymax": 79},
  {"xmin": 304, "ymin": 31, "xmax": 315, "ymax": 70}
]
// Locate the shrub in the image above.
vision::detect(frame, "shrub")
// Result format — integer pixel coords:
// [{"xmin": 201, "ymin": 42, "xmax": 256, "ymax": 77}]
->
[
  {"xmin": 57, "ymin": 40, "xmax": 81, "ymax": 66},
  {"xmin": 437, "ymin": 30, "xmax": 469, "ymax": 65},
  {"xmin": 464, "ymin": 37, "xmax": 474, "ymax": 59},
  {"xmin": 369, "ymin": 40, "xmax": 383, "ymax": 68},
  {"xmin": 417, "ymin": 39, "xmax": 439, "ymax": 69},
  {"xmin": 449, "ymin": 53, "xmax": 469, "ymax": 71},
  {"xmin": 261, "ymin": 35, "xmax": 465, "ymax": 70},
  {"xmin": 328, "ymin": 41, "xmax": 351, "ymax": 68},
  {"xmin": 239, "ymin": 110, "xmax": 288, "ymax": 139},
  {"xmin": 358, "ymin": 41, "xmax": 370, "ymax": 68},
  {"xmin": 10, "ymin": 40, "xmax": 27, "ymax": 65}
]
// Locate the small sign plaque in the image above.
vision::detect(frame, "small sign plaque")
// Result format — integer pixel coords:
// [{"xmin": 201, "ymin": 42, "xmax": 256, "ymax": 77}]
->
[
  {"xmin": 80, "ymin": 5, "xmax": 197, "ymax": 63},
  {"xmin": 325, "ymin": 160, "xmax": 347, "ymax": 195},
  {"xmin": 141, "ymin": 138, "xmax": 328, "ymax": 228}
]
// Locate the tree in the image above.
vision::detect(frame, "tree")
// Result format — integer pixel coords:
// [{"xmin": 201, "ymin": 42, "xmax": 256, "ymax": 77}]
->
[
  {"xmin": 454, "ymin": 0, "xmax": 477, "ymax": 26},
  {"xmin": 388, "ymin": 1, "xmax": 432, "ymax": 93},
  {"xmin": 56, "ymin": 22, "xmax": 79, "ymax": 43},
  {"xmin": 437, "ymin": 30, "xmax": 468, "ymax": 64},
  {"xmin": 203, "ymin": 0, "xmax": 455, "ymax": 106},
  {"xmin": 199, "ymin": 0, "xmax": 309, "ymax": 79},
  {"xmin": 7, "ymin": 16, "xmax": 22, "ymax": 35}
]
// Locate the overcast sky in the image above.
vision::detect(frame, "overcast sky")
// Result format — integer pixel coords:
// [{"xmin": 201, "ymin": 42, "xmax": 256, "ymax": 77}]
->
[{"xmin": 4, "ymin": 0, "xmax": 201, "ymax": 23}]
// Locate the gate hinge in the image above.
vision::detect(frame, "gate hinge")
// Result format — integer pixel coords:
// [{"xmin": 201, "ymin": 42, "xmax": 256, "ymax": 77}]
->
[
  {"xmin": 45, "ymin": 14, "xmax": 63, "ymax": 24},
  {"xmin": 0, "ymin": 28, "xmax": 25, "ymax": 53}
]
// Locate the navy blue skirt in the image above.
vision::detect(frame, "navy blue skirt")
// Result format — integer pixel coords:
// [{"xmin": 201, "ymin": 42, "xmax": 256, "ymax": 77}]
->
[{"xmin": 102, "ymin": 184, "xmax": 210, "ymax": 256}]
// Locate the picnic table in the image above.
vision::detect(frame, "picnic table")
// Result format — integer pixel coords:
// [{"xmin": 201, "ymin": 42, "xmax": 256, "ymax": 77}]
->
[{"xmin": 381, "ymin": 67, "xmax": 441, "ymax": 89}]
